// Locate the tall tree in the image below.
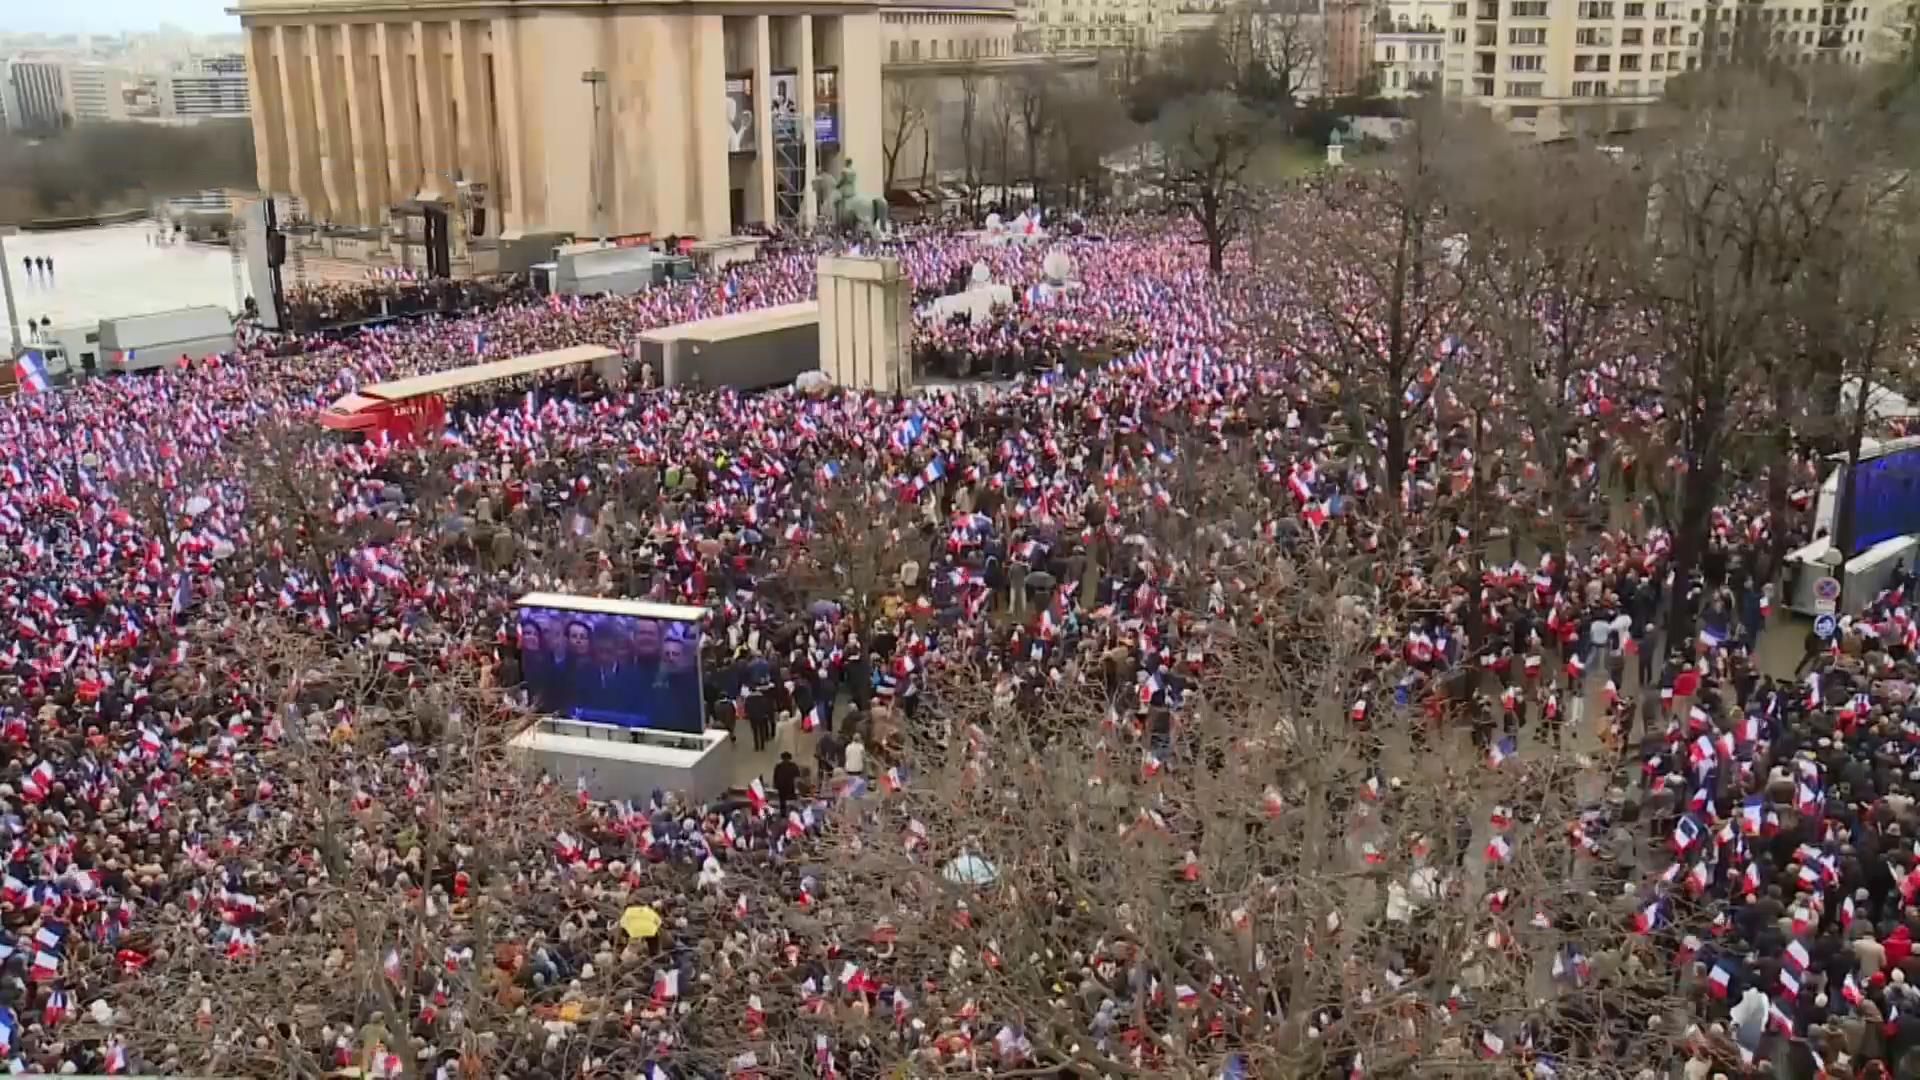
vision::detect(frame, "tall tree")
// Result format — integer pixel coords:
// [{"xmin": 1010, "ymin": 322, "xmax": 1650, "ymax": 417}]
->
[
  {"xmin": 1154, "ymin": 92, "xmax": 1272, "ymax": 274},
  {"xmin": 1290, "ymin": 100, "xmax": 1468, "ymax": 505},
  {"xmin": 1634, "ymin": 67, "xmax": 1916, "ymax": 643},
  {"xmin": 881, "ymin": 78, "xmax": 932, "ymax": 190},
  {"xmin": 1449, "ymin": 135, "xmax": 1638, "ymax": 560}
]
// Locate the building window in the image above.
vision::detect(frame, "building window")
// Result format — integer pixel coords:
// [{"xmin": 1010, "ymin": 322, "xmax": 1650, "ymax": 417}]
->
[
  {"xmin": 1620, "ymin": 53, "xmax": 1642, "ymax": 69},
  {"xmin": 1653, "ymin": 27, "xmax": 1667, "ymax": 43},
  {"xmin": 891, "ymin": 40, "xmax": 900, "ymax": 61},
  {"xmin": 1392, "ymin": 69, "xmax": 1402, "ymax": 87},
  {"xmin": 1623, "ymin": 28, "xmax": 1643, "ymax": 43},
  {"xmin": 912, "ymin": 39, "xmax": 920, "ymax": 58},
  {"xmin": 1578, "ymin": 1, "xmax": 1615, "ymax": 17},
  {"xmin": 1575, "ymin": 28, "xmax": 1613, "ymax": 45},
  {"xmin": 1617, "ymin": 79, "xmax": 1640, "ymax": 94},
  {"xmin": 1506, "ymin": 80, "xmax": 1543, "ymax": 95},
  {"xmin": 1509, "ymin": 27, "xmax": 1547, "ymax": 43},
  {"xmin": 1510, "ymin": 1, "xmax": 1548, "ymax": 14},
  {"xmin": 1454, "ymin": 1, "xmax": 1468, "ymax": 13},
  {"xmin": 1387, "ymin": 45, "xmax": 1397, "ymax": 60},
  {"xmin": 1509, "ymin": 53, "xmax": 1544, "ymax": 70},
  {"xmin": 1453, "ymin": 27, "xmax": 1467, "ymax": 42},
  {"xmin": 1625, "ymin": 1, "xmax": 1644, "ymax": 14}
]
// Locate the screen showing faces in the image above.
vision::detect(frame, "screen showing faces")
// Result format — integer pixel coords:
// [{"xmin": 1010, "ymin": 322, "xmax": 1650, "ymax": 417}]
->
[{"xmin": 518, "ymin": 606, "xmax": 704, "ymax": 735}]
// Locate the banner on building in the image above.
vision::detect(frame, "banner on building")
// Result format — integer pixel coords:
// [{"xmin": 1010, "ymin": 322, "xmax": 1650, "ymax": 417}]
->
[
  {"xmin": 770, "ymin": 71, "xmax": 801, "ymax": 141},
  {"xmin": 725, "ymin": 73, "xmax": 756, "ymax": 155},
  {"xmin": 814, "ymin": 67, "xmax": 840, "ymax": 145}
]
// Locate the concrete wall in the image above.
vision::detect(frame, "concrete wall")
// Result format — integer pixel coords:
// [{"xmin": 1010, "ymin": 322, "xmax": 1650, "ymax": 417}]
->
[{"xmin": 818, "ymin": 255, "xmax": 909, "ymax": 391}]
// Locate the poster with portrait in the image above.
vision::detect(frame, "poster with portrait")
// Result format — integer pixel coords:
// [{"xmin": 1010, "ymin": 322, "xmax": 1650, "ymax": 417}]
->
[
  {"xmin": 814, "ymin": 67, "xmax": 840, "ymax": 145},
  {"xmin": 726, "ymin": 74, "xmax": 756, "ymax": 155},
  {"xmin": 517, "ymin": 598, "xmax": 706, "ymax": 735},
  {"xmin": 769, "ymin": 71, "xmax": 800, "ymax": 141}
]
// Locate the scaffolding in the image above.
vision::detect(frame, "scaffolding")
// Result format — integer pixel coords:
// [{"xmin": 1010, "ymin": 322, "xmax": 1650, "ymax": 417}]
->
[{"xmin": 774, "ymin": 129, "xmax": 806, "ymax": 225}]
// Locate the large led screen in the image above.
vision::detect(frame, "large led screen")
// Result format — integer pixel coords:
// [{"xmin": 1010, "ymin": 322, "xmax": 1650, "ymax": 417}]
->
[
  {"xmin": 517, "ymin": 599, "xmax": 705, "ymax": 735},
  {"xmin": 1847, "ymin": 447, "xmax": 1920, "ymax": 556}
]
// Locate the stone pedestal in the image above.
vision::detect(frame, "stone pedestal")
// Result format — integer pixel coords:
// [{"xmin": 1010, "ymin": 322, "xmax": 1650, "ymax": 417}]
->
[{"xmin": 817, "ymin": 254, "xmax": 910, "ymax": 392}]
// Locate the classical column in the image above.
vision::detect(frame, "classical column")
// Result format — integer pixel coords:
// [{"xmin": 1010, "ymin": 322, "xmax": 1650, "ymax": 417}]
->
[
  {"xmin": 343, "ymin": 24, "xmax": 389, "ymax": 226},
  {"xmin": 798, "ymin": 15, "xmax": 817, "ymax": 227},
  {"xmin": 243, "ymin": 26, "xmax": 286, "ymax": 194},
  {"xmin": 377, "ymin": 21, "xmax": 422, "ymax": 203},
  {"xmin": 413, "ymin": 20, "xmax": 452, "ymax": 200},
  {"xmin": 693, "ymin": 15, "xmax": 730, "ymax": 236},
  {"xmin": 306, "ymin": 23, "xmax": 354, "ymax": 222},
  {"xmin": 839, "ymin": 11, "xmax": 883, "ymax": 208},
  {"xmin": 490, "ymin": 16, "xmax": 529, "ymax": 236},
  {"xmin": 274, "ymin": 25, "xmax": 325, "ymax": 220},
  {"xmin": 451, "ymin": 19, "xmax": 496, "ymax": 235},
  {"xmin": 753, "ymin": 15, "xmax": 775, "ymax": 226}
]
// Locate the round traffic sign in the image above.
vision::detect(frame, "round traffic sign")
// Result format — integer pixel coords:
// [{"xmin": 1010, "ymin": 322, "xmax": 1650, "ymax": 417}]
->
[
  {"xmin": 1814, "ymin": 614, "xmax": 1838, "ymax": 640},
  {"xmin": 1814, "ymin": 576, "xmax": 1842, "ymax": 603}
]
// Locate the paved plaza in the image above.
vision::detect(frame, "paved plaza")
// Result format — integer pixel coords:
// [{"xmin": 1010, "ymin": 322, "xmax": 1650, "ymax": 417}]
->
[{"xmin": 2, "ymin": 223, "xmax": 245, "ymax": 338}]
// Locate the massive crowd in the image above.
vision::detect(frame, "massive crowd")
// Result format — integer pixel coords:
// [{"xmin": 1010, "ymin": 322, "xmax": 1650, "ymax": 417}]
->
[{"xmin": 0, "ymin": 203, "xmax": 1913, "ymax": 1078}]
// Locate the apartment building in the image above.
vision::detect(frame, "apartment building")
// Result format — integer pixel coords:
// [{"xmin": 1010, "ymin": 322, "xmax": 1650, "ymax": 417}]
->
[
  {"xmin": 1439, "ymin": 0, "xmax": 1690, "ymax": 137},
  {"xmin": 1375, "ymin": 0, "xmax": 1452, "ymax": 94},
  {"xmin": 1016, "ymin": 0, "xmax": 1166, "ymax": 52},
  {"xmin": 63, "ymin": 63, "xmax": 130, "ymax": 123},
  {"xmin": 157, "ymin": 56, "xmax": 250, "ymax": 121},
  {"xmin": 2, "ymin": 59, "xmax": 68, "ymax": 132}
]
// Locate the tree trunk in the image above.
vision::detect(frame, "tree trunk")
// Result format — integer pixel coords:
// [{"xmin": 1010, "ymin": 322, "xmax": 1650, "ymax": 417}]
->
[
  {"xmin": 1385, "ymin": 397, "xmax": 1407, "ymax": 506},
  {"xmin": 1665, "ymin": 448, "xmax": 1724, "ymax": 647},
  {"xmin": 1766, "ymin": 424, "xmax": 1790, "ymax": 589}
]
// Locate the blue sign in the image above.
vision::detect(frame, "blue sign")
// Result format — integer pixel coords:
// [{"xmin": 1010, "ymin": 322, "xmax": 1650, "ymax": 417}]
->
[{"xmin": 1814, "ymin": 614, "xmax": 1838, "ymax": 640}]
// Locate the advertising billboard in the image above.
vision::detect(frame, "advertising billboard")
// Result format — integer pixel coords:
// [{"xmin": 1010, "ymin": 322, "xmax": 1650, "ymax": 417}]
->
[
  {"xmin": 814, "ymin": 68, "xmax": 840, "ymax": 145},
  {"xmin": 726, "ymin": 73, "xmax": 756, "ymax": 155},
  {"xmin": 516, "ymin": 593, "xmax": 707, "ymax": 736},
  {"xmin": 770, "ymin": 71, "xmax": 801, "ymax": 140}
]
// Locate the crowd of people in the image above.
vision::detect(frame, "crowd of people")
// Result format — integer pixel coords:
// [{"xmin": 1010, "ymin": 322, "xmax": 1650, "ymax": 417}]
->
[{"xmin": 0, "ymin": 201, "xmax": 1913, "ymax": 1078}]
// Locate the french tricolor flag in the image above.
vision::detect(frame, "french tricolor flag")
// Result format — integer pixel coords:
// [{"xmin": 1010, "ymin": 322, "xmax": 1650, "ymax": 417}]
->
[
  {"xmin": 1488, "ymin": 736, "xmax": 1516, "ymax": 769},
  {"xmin": 1768, "ymin": 998, "xmax": 1795, "ymax": 1036},
  {"xmin": 12, "ymin": 350, "xmax": 49, "ymax": 394},
  {"xmin": 1633, "ymin": 899, "xmax": 1664, "ymax": 934},
  {"xmin": 1843, "ymin": 972, "xmax": 1866, "ymax": 1006},
  {"xmin": 1774, "ymin": 937, "xmax": 1804, "ymax": 972},
  {"xmin": 1708, "ymin": 962, "xmax": 1733, "ymax": 998}
]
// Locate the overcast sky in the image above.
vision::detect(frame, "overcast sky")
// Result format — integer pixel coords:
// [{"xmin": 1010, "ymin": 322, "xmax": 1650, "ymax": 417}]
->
[{"xmin": 12, "ymin": 0, "xmax": 240, "ymax": 35}]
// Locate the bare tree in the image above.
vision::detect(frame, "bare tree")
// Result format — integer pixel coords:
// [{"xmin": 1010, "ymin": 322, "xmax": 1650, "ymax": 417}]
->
[
  {"xmin": 1288, "ymin": 101, "xmax": 1469, "ymax": 504},
  {"xmin": 1633, "ymin": 67, "xmax": 1919, "ymax": 641},
  {"xmin": 1448, "ymin": 131, "xmax": 1640, "ymax": 562},
  {"xmin": 1047, "ymin": 77, "xmax": 1135, "ymax": 211},
  {"xmin": 1217, "ymin": 0, "xmax": 1320, "ymax": 105},
  {"xmin": 751, "ymin": 460, "xmax": 1684, "ymax": 1078},
  {"xmin": 1012, "ymin": 69, "xmax": 1059, "ymax": 202},
  {"xmin": 1154, "ymin": 91, "xmax": 1273, "ymax": 274},
  {"xmin": 882, "ymin": 78, "xmax": 933, "ymax": 191},
  {"xmin": 958, "ymin": 70, "xmax": 985, "ymax": 216}
]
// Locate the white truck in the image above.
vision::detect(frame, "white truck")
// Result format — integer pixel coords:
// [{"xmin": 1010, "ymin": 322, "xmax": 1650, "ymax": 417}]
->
[{"xmin": 96, "ymin": 305, "xmax": 235, "ymax": 374}]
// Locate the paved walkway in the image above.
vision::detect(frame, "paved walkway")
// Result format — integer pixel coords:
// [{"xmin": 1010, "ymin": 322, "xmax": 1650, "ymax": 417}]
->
[{"xmin": 2, "ymin": 224, "xmax": 242, "ymax": 336}]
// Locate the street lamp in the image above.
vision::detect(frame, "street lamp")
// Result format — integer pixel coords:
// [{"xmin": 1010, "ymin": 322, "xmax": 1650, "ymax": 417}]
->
[
  {"xmin": 0, "ymin": 226, "xmax": 22, "ymax": 355},
  {"xmin": 582, "ymin": 70, "xmax": 609, "ymax": 246}
]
